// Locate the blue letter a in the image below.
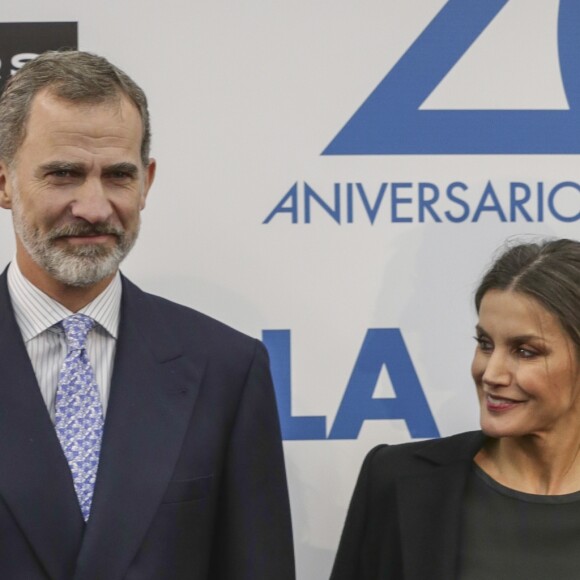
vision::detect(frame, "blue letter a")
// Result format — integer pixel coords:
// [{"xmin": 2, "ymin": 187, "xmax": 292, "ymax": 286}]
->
[{"xmin": 329, "ymin": 329, "xmax": 439, "ymax": 439}]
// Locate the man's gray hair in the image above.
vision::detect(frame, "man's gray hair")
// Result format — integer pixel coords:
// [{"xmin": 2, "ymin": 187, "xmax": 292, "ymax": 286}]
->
[{"xmin": 0, "ymin": 50, "xmax": 151, "ymax": 165}]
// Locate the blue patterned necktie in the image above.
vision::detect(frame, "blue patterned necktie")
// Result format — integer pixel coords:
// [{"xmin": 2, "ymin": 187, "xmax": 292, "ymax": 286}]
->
[{"xmin": 55, "ymin": 314, "xmax": 104, "ymax": 521}]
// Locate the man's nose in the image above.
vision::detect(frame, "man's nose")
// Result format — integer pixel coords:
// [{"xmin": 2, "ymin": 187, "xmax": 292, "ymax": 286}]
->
[{"xmin": 70, "ymin": 180, "xmax": 114, "ymax": 223}]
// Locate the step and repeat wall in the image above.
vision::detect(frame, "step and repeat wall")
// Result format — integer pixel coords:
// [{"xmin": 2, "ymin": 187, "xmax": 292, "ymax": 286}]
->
[{"xmin": 1, "ymin": 1, "xmax": 579, "ymax": 578}]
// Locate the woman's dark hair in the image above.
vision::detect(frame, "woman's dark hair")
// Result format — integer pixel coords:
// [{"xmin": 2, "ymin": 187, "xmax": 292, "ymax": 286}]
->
[{"xmin": 475, "ymin": 238, "xmax": 580, "ymax": 352}]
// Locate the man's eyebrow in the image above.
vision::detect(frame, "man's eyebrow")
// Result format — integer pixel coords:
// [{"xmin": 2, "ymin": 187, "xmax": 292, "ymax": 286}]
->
[
  {"xmin": 103, "ymin": 162, "xmax": 139, "ymax": 176},
  {"xmin": 39, "ymin": 161, "xmax": 86, "ymax": 174}
]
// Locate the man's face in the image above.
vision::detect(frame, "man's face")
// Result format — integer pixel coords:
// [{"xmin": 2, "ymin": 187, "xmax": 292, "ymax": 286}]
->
[{"xmin": 0, "ymin": 89, "xmax": 155, "ymax": 288}]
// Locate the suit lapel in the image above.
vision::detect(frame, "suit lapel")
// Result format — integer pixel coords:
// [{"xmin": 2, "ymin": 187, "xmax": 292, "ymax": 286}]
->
[
  {"xmin": 397, "ymin": 432, "xmax": 484, "ymax": 580},
  {"xmin": 73, "ymin": 278, "xmax": 206, "ymax": 580},
  {"xmin": 0, "ymin": 271, "xmax": 84, "ymax": 580}
]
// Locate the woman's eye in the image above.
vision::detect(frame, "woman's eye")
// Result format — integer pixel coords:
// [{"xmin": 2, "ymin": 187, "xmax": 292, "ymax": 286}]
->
[
  {"xmin": 516, "ymin": 347, "xmax": 537, "ymax": 359},
  {"xmin": 474, "ymin": 336, "xmax": 493, "ymax": 351}
]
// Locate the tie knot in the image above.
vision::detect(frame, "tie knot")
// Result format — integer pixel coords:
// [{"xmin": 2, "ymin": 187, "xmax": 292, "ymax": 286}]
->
[{"xmin": 60, "ymin": 314, "xmax": 95, "ymax": 351}]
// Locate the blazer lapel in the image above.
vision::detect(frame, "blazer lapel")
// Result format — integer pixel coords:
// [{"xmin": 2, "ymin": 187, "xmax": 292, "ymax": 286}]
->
[
  {"xmin": 0, "ymin": 271, "xmax": 84, "ymax": 580},
  {"xmin": 73, "ymin": 278, "xmax": 206, "ymax": 580},
  {"xmin": 397, "ymin": 432, "xmax": 485, "ymax": 580}
]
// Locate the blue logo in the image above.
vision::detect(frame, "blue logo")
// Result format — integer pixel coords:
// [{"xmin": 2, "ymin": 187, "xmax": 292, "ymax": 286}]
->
[
  {"xmin": 323, "ymin": 0, "xmax": 580, "ymax": 155},
  {"xmin": 263, "ymin": 329, "xmax": 439, "ymax": 440},
  {"xmin": 263, "ymin": 180, "xmax": 580, "ymax": 224}
]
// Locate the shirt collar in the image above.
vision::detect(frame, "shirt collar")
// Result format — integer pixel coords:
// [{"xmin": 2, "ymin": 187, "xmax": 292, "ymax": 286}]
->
[{"xmin": 7, "ymin": 260, "xmax": 122, "ymax": 342}]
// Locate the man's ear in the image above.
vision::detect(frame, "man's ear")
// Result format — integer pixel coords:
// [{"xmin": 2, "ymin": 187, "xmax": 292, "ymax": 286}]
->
[
  {"xmin": 140, "ymin": 158, "xmax": 156, "ymax": 210},
  {"xmin": 0, "ymin": 162, "xmax": 13, "ymax": 210}
]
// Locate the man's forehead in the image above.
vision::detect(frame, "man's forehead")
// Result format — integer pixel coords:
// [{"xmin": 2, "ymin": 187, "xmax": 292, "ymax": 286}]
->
[
  {"xmin": 28, "ymin": 88, "xmax": 140, "ymax": 124},
  {"xmin": 16, "ymin": 90, "xmax": 144, "ymax": 158}
]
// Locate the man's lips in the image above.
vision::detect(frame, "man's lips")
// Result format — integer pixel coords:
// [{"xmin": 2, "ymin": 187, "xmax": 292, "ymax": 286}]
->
[
  {"xmin": 57, "ymin": 233, "xmax": 116, "ymax": 245},
  {"xmin": 485, "ymin": 393, "xmax": 526, "ymax": 411}
]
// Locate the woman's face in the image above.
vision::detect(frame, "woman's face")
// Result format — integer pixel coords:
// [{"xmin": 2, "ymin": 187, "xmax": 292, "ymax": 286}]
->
[{"xmin": 472, "ymin": 289, "xmax": 580, "ymax": 440}]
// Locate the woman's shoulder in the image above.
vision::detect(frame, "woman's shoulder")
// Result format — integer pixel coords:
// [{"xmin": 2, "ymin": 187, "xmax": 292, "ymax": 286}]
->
[{"xmin": 362, "ymin": 430, "xmax": 484, "ymax": 480}]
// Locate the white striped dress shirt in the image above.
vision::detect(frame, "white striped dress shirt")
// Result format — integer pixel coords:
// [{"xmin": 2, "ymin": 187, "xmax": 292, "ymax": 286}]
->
[{"xmin": 7, "ymin": 260, "xmax": 121, "ymax": 421}]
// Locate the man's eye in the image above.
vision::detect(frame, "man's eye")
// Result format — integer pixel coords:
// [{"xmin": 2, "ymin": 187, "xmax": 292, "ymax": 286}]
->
[
  {"xmin": 107, "ymin": 172, "xmax": 133, "ymax": 181},
  {"xmin": 47, "ymin": 168, "xmax": 82, "ymax": 180}
]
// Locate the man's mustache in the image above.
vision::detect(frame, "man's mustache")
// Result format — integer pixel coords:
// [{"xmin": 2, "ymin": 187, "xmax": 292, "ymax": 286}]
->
[{"xmin": 48, "ymin": 223, "xmax": 124, "ymax": 240}]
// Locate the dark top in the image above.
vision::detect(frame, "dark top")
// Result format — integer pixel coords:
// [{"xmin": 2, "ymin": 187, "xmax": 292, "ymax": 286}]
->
[
  {"xmin": 458, "ymin": 464, "xmax": 580, "ymax": 580},
  {"xmin": 330, "ymin": 431, "xmax": 487, "ymax": 580}
]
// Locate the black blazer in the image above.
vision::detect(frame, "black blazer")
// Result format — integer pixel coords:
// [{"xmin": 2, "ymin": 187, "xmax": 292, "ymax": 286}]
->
[
  {"xmin": 0, "ymin": 270, "xmax": 295, "ymax": 580},
  {"xmin": 330, "ymin": 431, "xmax": 485, "ymax": 580}
]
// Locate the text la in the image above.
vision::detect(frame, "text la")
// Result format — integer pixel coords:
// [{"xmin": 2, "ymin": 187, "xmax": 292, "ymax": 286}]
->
[{"xmin": 263, "ymin": 328, "xmax": 440, "ymax": 440}]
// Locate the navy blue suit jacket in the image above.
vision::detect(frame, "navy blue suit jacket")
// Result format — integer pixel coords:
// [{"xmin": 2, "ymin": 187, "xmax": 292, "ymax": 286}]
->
[
  {"xmin": 330, "ymin": 431, "xmax": 485, "ymax": 580},
  {"xmin": 0, "ymin": 270, "xmax": 295, "ymax": 580}
]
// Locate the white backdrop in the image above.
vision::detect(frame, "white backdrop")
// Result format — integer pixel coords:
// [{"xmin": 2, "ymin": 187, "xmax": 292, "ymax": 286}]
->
[{"xmin": 1, "ymin": 1, "xmax": 579, "ymax": 578}]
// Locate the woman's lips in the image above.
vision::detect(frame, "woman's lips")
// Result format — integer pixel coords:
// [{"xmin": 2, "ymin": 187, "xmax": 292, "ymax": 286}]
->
[{"xmin": 485, "ymin": 393, "xmax": 525, "ymax": 412}]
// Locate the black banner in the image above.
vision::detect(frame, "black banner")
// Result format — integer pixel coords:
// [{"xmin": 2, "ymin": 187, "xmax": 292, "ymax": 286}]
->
[{"xmin": 0, "ymin": 22, "xmax": 78, "ymax": 92}]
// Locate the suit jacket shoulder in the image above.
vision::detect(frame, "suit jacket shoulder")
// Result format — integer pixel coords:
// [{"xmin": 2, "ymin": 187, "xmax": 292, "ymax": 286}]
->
[
  {"xmin": 331, "ymin": 432, "xmax": 485, "ymax": 580},
  {"xmin": 121, "ymin": 275, "xmax": 260, "ymax": 352},
  {"xmin": 119, "ymin": 275, "xmax": 268, "ymax": 389},
  {"xmin": 366, "ymin": 430, "xmax": 485, "ymax": 479}
]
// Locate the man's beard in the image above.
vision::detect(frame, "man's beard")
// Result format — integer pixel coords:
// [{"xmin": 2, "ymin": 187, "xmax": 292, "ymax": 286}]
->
[{"xmin": 12, "ymin": 191, "xmax": 139, "ymax": 287}]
